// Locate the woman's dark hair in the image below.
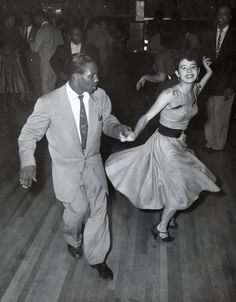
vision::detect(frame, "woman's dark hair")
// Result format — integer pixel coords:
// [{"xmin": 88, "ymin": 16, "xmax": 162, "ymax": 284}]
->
[
  {"xmin": 69, "ymin": 53, "xmax": 96, "ymax": 77},
  {"xmin": 174, "ymin": 49, "xmax": 201, "ymax": 70}
]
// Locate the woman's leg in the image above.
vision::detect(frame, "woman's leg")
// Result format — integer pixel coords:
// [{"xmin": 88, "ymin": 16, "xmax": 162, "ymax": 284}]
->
[
  {"xmin": 151, "ymin": 208, "xmax": 176, "ymax": 241},
  {"xmin": 158, "ymin": 208, "xmax": 176, "ymax": 234}
]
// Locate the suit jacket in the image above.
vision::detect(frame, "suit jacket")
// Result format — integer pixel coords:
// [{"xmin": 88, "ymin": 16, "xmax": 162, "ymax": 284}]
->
[
  {"xmin": 18, "ymin": 85, "xmax": 121, "ymax": 203},
  {"xmin": 50, "ymin": 42, "xmax": 99, "ymax": 86},
  {"xmin": 199, "ymin": 25, "xmax": 236, "ymax": 95}
]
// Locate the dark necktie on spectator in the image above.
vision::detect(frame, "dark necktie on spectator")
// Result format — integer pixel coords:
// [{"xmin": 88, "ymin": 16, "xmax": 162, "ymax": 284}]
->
[
  {"xmin": 78, "ymin": 95, "xmax": 88, "ymax": 149},
  {"xmin": 216, "ymin": 29, "xmax": 223, "ymax": 59}
]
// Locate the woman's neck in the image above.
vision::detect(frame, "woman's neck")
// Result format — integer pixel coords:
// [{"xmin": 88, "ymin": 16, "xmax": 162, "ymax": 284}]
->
[{"xmin": 177, "ymin": 82, "xmax": 195, "ymax": 95}]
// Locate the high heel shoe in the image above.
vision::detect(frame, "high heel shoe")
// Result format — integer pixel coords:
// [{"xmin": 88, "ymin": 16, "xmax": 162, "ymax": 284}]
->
[{"xmin": 151, "ymin": 225, "xmax": 175, "ymax": 242}]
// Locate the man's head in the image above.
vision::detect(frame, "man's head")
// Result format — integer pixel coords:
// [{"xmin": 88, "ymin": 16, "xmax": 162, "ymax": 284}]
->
[
  {"xmin": 22, "ymin": 13, "xmax": 33, "ymax": 27},
  {"xmin": 69, "ymin": 26, "xmax": 83, "ymax": 45},
  {"xmin": 216, "ymin": 4, "xmax": 232, "ymax": 29},
  {"xmin": 69, "ymin": 53, "xmax": 99, "ymax": 94}
]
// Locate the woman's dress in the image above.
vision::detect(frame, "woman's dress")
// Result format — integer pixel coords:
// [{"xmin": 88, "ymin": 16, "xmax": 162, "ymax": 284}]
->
[
  {"xmin": 0, "ymin": 26, "xmax": 29, "ymax": 94},
  {"xmin": 105, "ymin": 87, "xmax": 220, "ymax": 210}
]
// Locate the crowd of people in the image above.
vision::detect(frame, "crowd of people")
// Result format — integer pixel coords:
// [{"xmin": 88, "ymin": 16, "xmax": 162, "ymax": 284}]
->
[
  {"xmin": 0, "ymin": 2, "xmax": 235, "ymax": 281},
  {"xmin": 0, "ymin": 8, "xmax": 127, "ymax": 112}
]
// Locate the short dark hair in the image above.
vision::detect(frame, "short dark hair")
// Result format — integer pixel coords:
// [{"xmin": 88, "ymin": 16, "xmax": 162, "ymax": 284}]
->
[
  {"xmin": 174, "ymin": 49, "xmax": 201, "ymax": 70},
  {"xmin": 217, "ymin": 2, "xmax": 233, "ymax": 14},
  {"xmin": 69, "ymin": 53, "xmax": 96, "ymax": 76}
]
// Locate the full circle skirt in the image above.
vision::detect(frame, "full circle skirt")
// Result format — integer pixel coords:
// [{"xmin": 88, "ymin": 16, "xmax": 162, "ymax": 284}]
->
[{"xmin": 105, "ymin": 130, "xmax": 220, "ymax": 210}]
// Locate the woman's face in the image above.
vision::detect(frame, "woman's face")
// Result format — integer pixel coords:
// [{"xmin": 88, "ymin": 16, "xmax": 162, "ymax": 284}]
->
[{"xmin": 175, "ymin": 59, "xmax": 199, "ymax": 84}]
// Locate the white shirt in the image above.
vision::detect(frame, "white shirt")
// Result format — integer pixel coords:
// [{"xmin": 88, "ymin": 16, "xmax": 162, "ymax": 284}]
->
[
  {"xmin": 66, "ymin": 82, "xmax": 90, "ymax": 143},
  {"xmin": 216, "ymin": 25, "xmax": 229, "ymax": 50},
  {"xmin": 25, "ymin": 24, "xmax": 32, "ymax": 41},
  {"xmin": 71, "ymin": 42, "xmax": 81, "ymax": 54}
]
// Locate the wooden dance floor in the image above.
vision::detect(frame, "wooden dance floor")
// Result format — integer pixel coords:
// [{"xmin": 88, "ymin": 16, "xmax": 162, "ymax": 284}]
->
[{"xmin": 0, "ymin": 74, "xmax": 236, "ymax": 302}]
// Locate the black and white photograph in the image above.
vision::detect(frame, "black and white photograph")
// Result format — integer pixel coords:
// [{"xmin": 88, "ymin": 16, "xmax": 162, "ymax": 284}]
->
[{"xmin": 0, "ymin": 0, "xmax": 236, "ymax": 301}]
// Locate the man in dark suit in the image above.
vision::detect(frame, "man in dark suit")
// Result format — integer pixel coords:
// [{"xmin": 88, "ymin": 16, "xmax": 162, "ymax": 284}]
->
[
  {"xmin": 50, "ymin": 25, "xmax": 99, "ymax": 87},
  {"xmin": 199, "ymin": 4, "xmax": 236, "ymax": 151}
]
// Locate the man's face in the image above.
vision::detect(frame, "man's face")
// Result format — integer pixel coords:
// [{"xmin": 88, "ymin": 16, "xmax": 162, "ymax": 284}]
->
[
  {"xmin": 216, "ymin": 6, "xmax": 232, "ymax": 29},
  {"xmin": 71, "ymin": 28, "xmax": 82, "ymax": 44},
  {"xmin": 23, "ymin": 15, "xmax": 32, "ymax": 27},
  {"xmin": 76, "ymin": 62, "xmax": 99, "ymax": 94}
]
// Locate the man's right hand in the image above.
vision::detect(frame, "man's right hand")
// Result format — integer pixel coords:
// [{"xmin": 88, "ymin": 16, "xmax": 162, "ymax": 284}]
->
[{"xmin": 20, "ymin": 166, "xmax": 37, "ymax": 189}]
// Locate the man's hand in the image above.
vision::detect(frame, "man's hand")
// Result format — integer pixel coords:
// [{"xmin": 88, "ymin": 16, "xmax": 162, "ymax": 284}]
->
[
  {"xmin": 113, "ymin": 124, "xmax": 133, "ymax": 141},
  {"xmin": 224, "ymin": 88, "xmax": 234, "ymax": 101},
  {"xmin": 20, "ymin": 165, "xmax": 37, "ymax": 189}
]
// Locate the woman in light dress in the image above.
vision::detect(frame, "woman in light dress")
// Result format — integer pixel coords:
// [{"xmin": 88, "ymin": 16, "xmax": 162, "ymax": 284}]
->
[{"xmin": 105, "ymin": 49, "xmax": 220, "ymax": 242}]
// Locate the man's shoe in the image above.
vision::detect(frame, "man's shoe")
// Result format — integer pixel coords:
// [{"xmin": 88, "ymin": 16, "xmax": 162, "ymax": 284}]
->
[
  {"xmin": 67, "ymin": 244, "xmax": 82, "ymax": 259},
  {"xmin": 91, "ymin": 262, "xmax": 113, "ymax": 280}
]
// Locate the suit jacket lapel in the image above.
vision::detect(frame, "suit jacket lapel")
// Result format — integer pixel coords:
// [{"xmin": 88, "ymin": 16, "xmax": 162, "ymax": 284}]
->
[{"xmin": 59, "ymin": 86, "xmax": 83, "ymax": 153}]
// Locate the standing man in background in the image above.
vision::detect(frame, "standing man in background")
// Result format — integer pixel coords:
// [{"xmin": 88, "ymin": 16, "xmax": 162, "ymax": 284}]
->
[
  {"xmin": 30, "ymin": 10, "xmax": 64, "ymax": 94},
  {"xmin": 199, "ymin": 3, "xmax": 236, "ymax": 151},
  {"xmin": 50, "ymin": 25, "xmax": 99, "ymax": 87}
]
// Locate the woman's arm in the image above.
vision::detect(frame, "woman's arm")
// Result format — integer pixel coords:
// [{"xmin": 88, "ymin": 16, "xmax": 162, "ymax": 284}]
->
[
  {"xmin": 133, "ymin": 90, "xmax": 171, "ymax": 138},
  {"xmin": 136, "ymin": 72, "xmax": 167, "ymax": 90},
  {"xmin": 197, "ymin": 56, "xmax": 213, "ymax": 94}
]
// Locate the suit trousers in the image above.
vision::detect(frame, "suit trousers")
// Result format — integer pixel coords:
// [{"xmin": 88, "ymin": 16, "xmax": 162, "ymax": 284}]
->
[
  {"xmin": 62, "ymin": 167, "xmax": 110, "ymax": 265},
  {"xmin": 204, "ymin": 94, "xmax": 234, "ymax": 150}
]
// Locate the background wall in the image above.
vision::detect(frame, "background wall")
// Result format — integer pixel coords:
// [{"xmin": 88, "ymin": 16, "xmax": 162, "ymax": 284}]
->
[{"xmin": 0, "ymin": 0, "xmax": 236, "ymax": 18}]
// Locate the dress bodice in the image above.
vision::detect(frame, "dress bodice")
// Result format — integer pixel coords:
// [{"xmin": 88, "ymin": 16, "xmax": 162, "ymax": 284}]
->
[{"xmin": 159, "ymin": 85, "xmax": 199, "ymax": 130}]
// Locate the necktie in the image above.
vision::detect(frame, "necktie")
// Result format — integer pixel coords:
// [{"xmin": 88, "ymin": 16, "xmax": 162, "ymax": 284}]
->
[
  {"xmin": 78, "ymin": 95, "xmax": 88, "ymax": 149},
  {"xmin": 216, "ymin": 29, "xmax": 223, "ymax": 59}
]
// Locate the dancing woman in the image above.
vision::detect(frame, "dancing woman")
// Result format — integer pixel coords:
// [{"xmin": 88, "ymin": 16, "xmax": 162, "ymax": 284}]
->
[{"xmin": 105, "ymin": 49, "xmax": 220, "ymax": 241}]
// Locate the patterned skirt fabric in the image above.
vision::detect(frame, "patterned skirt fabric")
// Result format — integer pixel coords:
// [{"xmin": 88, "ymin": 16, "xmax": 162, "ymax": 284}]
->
[
  {"xmin": 105, "ymin": 130, "xmax": 220, "ymax": 210},
  {"xmin": 0, "ymin": 52, "xmax": 29, "ymax": 94}
]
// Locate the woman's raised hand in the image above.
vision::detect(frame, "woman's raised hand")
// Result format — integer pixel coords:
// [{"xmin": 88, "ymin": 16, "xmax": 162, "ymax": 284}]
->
[{"xmin": 202, "ymin": 56, "xmax": 213, "ymax": 74}]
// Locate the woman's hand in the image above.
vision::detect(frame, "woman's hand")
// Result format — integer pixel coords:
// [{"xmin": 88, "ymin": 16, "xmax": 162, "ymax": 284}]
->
[
  {"xmin": 136, "ymin": 76, "xmax": 146, "ymax": 90},
  {"xmin": 202, "ymin": 56, "xmax": 212, "ymax": 74}
]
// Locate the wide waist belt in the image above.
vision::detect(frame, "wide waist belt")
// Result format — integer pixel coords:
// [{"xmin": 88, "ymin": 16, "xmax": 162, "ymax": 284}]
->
[{"xmin": 158, "ymin": 124, "xmax": 184, "ymax": 138}]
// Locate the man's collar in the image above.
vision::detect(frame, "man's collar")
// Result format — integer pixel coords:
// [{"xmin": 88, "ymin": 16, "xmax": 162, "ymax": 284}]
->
[
  {"xmin": 217, "ymin": 25, "xmax": 229, "ymax": 32},
  {"xmin": 71, "ymin": 41, "xmax": 81, "ymax": 47},
  {"xmin": 66, "ymin": 82, "xmax": 90, "ymax": 99}
]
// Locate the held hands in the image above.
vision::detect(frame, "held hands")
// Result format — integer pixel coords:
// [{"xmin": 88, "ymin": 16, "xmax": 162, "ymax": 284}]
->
[
  {"xmin": 119, "ymin": 131, "xmax": 136, "ymax": 142},
  {"xmin": 20, "ymin": 165, "xmax": 37, "ymax": 189},
  {"xmin": 136, "ymin": 76, "xmax": 146, "ymax": 90},
  {"xmin": 116, "ymin": 124, "xmax": 136, "ymax": 142}
]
